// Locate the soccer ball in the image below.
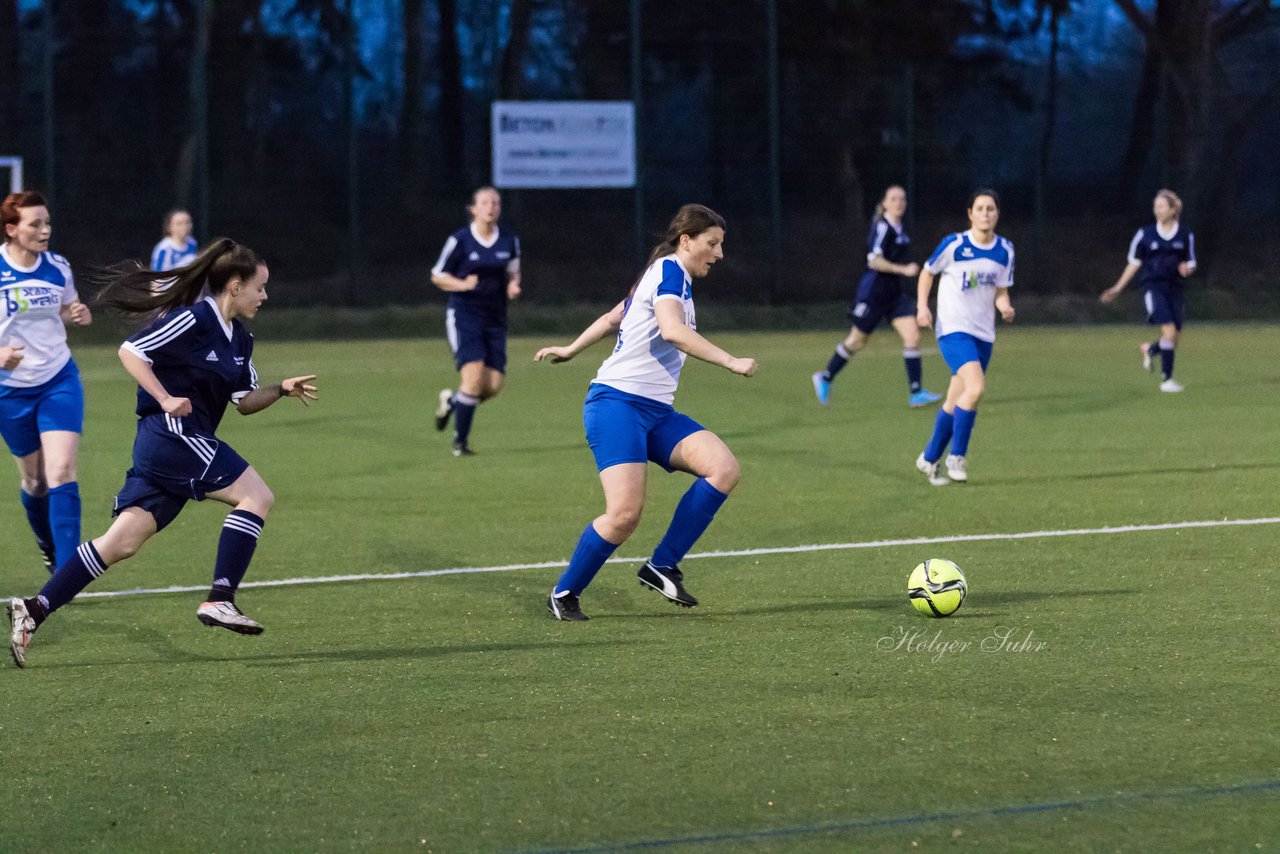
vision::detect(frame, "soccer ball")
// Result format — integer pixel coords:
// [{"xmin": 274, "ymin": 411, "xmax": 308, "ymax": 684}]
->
[{"xmin": 907, "ymin": 559, "xmax": 968, "ymax": 617}]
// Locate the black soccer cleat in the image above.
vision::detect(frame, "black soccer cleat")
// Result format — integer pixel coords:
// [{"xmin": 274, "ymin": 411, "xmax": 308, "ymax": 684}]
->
[
  {"xmin": 637, "ymin": 562, "xmax": 698, "ymax": 607},
  {"xmin": 37, "ymin": 542, "xmax": 56, "ymax": 575},
  {"xmin": 434, "ymin": 389, "xmax": 454, "ymax": 431},
  {"xmin": 452, "ymin": 440, "xmax": 475, "ymax": 458},
  {"xmin": 547, "ymin": 592, "xmax": 589, "ymax": 621}
]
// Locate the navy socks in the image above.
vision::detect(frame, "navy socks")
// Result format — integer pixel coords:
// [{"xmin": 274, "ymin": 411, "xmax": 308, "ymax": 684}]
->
[{"xmin": 208, "ymin": 510, "xmax": 264, "ymax": 602}]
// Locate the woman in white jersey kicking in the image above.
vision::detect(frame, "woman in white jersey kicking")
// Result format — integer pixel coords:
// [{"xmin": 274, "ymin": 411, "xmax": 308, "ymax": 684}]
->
[
  {"xmin": 533, "ymin": 204, "xmax": 758, "ymax": 621},
  {"xmin": 913, "ymin": 189, "xmax": 1015, "ymax": 486}
]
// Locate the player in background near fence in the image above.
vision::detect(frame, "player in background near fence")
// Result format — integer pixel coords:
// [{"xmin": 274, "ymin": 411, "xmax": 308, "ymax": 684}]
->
[
  {"xmin": 914, "ymin": 189, "xmax": 1015, "ymax": 487},
  {"xmin": 430, "ymin": 186, "xmax": 521, "ymax": 457},
  {"xmin": 7, "ymin": 239, "xmax": 319, "ymax": 668},
  {"xmin": 1099, "ymin": 189, "xmax": 1196, "ymax": 393},
  {"xmin": 150, "ymin": 209, "xmax": 198, "ymax": 272},
  {"xmin": 812, "ymin": 185, "xmax": 941, "ymax": 408},
  {"xmin": 533, "ymin": 204, "xmax": 758, "ymax": 621},
  {"xmin": 0, "ymin": 191, "xmax": 92, "ymax": 575}
]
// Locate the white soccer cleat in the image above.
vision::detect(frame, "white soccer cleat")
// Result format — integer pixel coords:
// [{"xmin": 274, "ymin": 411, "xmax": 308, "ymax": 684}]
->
[
  {"xmin": 915, "ymin": 453, "xmax": 949, "ymax": 487},
  {"xmin": 1159, "ymin": 379, "xmax": 1184, "ymax": 393},
  {"xmin": 197, "ymin": 601, "xmax": 264, "ymax": 635},
  {"xmin": 945, "ymin": 454, "xmax": 968, "ymax": 483},
  {"xmin": 7, "ymin": 598, "xmax": 35, "ymax": 668}
]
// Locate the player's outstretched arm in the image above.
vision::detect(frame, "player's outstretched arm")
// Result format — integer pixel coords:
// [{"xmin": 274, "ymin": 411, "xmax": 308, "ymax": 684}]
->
[
  {"xmin": 654, "ymin": 300, "xmax": 757, "ymax": 377},
  {"xmin": 1100, "ymin": 262, "xmax": 1140, "ymax": 303},
  {"xmin": 118, "ymin": 347, "xmax": 191, "ymax": 417},
  {"xmin": 534, "ymin": 300, "xmax": 625, "ymax": 364},
  {"xmin": 237, "ymin": 375, "xmax": 319, "ymax": 415}
]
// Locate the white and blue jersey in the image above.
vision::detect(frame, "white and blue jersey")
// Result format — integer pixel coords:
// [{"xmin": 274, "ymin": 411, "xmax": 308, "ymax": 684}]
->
[
  {"xmin": 925, "ymin": 230, "xmax": 1015, "ymax": 343},
  {"xmin": 594, "ymin": 255, "xmax": 695, "ymax": 405},
  {"xmin": 0, "ymin": 244, "xmax": 78, "ymax": 389},
  {"xmin": 1126, "ymin": 222, "xmax": 1195, "ymax": 290},
  {"xmin": 150, "ymin": 236, "xmax": 198, "ymax": 272}
]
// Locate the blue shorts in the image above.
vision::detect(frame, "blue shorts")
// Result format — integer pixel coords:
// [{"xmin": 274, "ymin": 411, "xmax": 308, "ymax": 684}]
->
[
  {"xmin": 447, "ymin": 306, "xmax": 507, "ymax": 372},
  {"xmin": 0, "ymin": 359, "xmax": 84, "ymax": 457},
  {"xmin": 112, "ymin": 414, "xmax": 250, "ymax": 531},
  {"xmin": 1143, "ymin": 286, "xmax": 1185, "ymax": 330},
  {"xmin": 583, "ymin": 384, "xmax": 704, "ymax": 473},
  {"xmin": 937, "ymin": 332, "xmax": 994, "ymax": 375},
  {"xmin": 849, "ymin": 276, "xmax": 915, "ymax": 335}
]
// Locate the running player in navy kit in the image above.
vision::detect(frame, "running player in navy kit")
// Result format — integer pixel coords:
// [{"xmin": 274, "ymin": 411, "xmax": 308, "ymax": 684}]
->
[
  {"xmin": 1100, "ymin": 189, "xmax": 1196, "ymax": 393},
  {"xmin": 430, "ymin": 186, "xmax": 521, "ymax": 456},
  {"xmin": 1, "ymin": 191, "xmax": 93, "ymax": 574},
  {"xmin": 812, "ymin": 186, "xmax": 941, "ymax": 408},
  {"xmin": 7, "ymin": 239, "xmax": 318, "ymax": 668}
]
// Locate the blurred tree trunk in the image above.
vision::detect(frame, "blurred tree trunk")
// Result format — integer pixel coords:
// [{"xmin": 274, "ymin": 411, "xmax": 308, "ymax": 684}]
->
[
  {"xmin": 436, "ymin": 0, "xmax": 465, "ymax": 189},
  {"xmin": 0, "ymin": 0, "xmax": 19, "ymax": 153},
  {"xmin": 498, "ymin": 0, "xmax": 533, "ymax": 98},
  {"xmin": 400, "ymin": 0, "xmax": 426, "ymax": 209}
]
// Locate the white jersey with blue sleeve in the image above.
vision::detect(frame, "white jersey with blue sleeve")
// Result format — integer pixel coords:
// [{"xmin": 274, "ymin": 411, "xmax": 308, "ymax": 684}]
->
[
  {"xmin": 592, "ymin": 255, "xmax": 695, "ymax": 405},
  {"xmin": 0, "ymin": 245, "xmax": 78, "ymax": 388},
  {"xmin": 151, "ymin": 236, "xmax": 198, "ymax": 272},
  {"xmin": 926, "ymin": 230, "xmax": 1014, "ymax": 343}
]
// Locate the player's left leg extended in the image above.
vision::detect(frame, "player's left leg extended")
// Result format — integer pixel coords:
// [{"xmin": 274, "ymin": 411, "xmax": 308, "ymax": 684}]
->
[
  {"xmin": 944, "ymin": 362, "xmax": 986, "ymax": 482},
  {"xmin": 202, "ymin": 467, "xmax": 274, "ymax": 634},
  {"xmin": 892, "ymin": 315, "xmax": 940, "ymax": 407}
]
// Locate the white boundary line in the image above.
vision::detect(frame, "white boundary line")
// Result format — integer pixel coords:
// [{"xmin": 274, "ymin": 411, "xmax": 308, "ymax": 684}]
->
[{"xmin": 74, "ymin": 516, "xmax": 1280, "ymax": 602}]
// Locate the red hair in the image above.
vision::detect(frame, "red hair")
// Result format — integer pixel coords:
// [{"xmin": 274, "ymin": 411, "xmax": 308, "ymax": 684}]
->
[{"xmin": 2, "ymin": 192, "xmax": 48, "ymax": 233}]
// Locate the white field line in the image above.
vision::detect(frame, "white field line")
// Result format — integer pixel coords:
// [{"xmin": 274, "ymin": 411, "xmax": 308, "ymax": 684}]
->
[{"xmin": 73, "ymin": 516, "xmax": 1280, "ymax": 601}]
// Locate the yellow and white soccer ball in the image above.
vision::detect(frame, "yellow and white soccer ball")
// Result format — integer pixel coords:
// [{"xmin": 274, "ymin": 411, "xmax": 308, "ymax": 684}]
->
[{"xmin": 907, "ymin": 559, "xmax": 968, "ymax": 617}]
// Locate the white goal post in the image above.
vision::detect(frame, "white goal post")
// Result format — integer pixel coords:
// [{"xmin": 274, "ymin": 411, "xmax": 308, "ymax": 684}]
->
[{"xmin": 0, "ymin": 156, "xmax": 24, "ymax": 194}]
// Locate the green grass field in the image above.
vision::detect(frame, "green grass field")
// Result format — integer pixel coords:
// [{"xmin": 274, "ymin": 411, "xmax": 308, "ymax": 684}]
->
[{"xmin": 2, "ymin": 323, "xmax": 1278, "ymax": 851}]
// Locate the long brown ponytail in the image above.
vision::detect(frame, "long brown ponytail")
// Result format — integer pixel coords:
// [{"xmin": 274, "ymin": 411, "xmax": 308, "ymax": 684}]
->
[{"xmin": 95, "ymin": 238, "xmax": 264, "ymax": 322}]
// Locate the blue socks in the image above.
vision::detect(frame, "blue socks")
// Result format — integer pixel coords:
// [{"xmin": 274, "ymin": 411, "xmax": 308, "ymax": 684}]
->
[
  {"xmin": 554, "ymin": 523, "xmax": 619, "ymax": 596},
  {"xmin": 19, "ymin": 489, "xmax": 54, "ymax": 554},
  {"xmin": 904, "ymin": 348, "xmax": 923, "ymax": 392},
  {"xmin": 209, "ymin": 510, "xmax": 264, "ymax": 602},
  {"xmin": 950, "ymin": 407, "xmax": 978, "ymax": 456},
  {"xmin": 923, "ymin": 409, "xmax": 955, "ymax": 463},
  {"xmin": 47, "ymin": 482, "xmax": 81, "ymax": 567},
  {"xmin": 453, "ymin": 391, "xmax": 479, "ymax": 446},
  {"xmin": 823, "ymin": 343, "xmax": 852, "ymax": 381},
  {"xmin": 652, "ymin": 478, "xmax": 729, "ymax": 568},
  {"xmin": 36, "ymin": 540, "xmax": 107, "ymax": 616},
  {"xmin": 1158, "ymin": 339, "xmax": 1175, "ymax": 381}
]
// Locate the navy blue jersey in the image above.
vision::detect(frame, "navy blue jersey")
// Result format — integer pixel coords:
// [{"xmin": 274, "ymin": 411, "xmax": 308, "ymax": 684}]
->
[
  {"xmin": 1126, "ymin": 223, "xmax": 1196, "ymax": 289},
  {"xmin": 859, "ymin": 216, "xmax": 912, "ymax": 289},
  {"xmin": 121, "ymin": 297, "xmax": 257, "ymax": 434},
  {"xmin": 432, "ymin": 224, "xmax": 520, "ymax": 312}
]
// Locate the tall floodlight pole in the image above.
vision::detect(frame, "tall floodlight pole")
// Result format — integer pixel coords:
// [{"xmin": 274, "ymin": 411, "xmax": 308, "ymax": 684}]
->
[
  {"xmin": 766, "ymin": 0, "xmax": 782, "ymax": 302},
  {"xmin": 630, "ymin": 0, "xmax": 644, "ymax": 263}
]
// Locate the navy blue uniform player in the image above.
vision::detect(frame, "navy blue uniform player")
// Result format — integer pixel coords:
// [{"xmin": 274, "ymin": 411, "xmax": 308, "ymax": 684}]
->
[
  {"xmin": 813, "ymin": 186, "xmax": 941, "ymax": 408},
  {"xmin": 1101, "ymin": 189, "xmax": 1196, "ymax": 393},
  {"xmin": 7, "ymin": 239, "xmax": 318, "ymax": 668},
  {"xmin": 430, "ymin": 186, "xmax": 521, "ymax": 456}
]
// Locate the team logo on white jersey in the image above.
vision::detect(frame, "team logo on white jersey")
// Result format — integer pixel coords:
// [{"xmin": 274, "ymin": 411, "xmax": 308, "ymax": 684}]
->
[
  {"xmin": 0, "ymin": 270, "xmax": 14, "ymax": 282},
  {"xmin": 205, "ymin": 350, "xmax": 219, "ymax": 362},
  {"xmin": 960, "ymin": 246, "xmax": 974, "ymax": 258}
]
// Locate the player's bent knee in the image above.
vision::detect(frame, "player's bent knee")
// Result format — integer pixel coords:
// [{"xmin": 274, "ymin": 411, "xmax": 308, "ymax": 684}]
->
[
  {"xmin": 707, "ymin": 455, "xmax": 741, "ymax": 493},
  {"xmin": 604, "ymin": 507, "xmax": 643, "ymax": 538}
]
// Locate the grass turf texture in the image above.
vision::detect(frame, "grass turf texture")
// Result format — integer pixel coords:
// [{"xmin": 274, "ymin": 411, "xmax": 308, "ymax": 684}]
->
[{"xmin": 1, "ymin": 323, "xmax": 1277, "ymax": 851}]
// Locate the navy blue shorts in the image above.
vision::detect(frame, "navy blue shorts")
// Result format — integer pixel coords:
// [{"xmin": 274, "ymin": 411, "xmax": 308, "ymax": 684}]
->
[
  {"xmin": 112, "ymin": 414, "xmax": 249, "ymax": 531},
  {"xmin": 849, "ymin": 276, "xmax": 915, "ymax": 335},
  {"xmin": 1143, "ymin": 286, "xmax": 1185, "ymax": 330},
  {"xmin": 0, "ymin": 359, "xmax": 84, "ymax": 457},
  {"xmin": 937, "ymin": 332, "xmax": 994, "ymax": 375},
  {"xmin": 446, "ymin": 306, "xmax": 507, "ymax": 372},
  {"xmin": 583, "ymin": 384, "xmax": 704, "ymax": 473}
]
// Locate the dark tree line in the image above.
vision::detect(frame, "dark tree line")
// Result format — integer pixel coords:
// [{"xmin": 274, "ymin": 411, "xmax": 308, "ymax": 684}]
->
[{"xmin": 0, "ymin": 0, "xmax": 1277, "ymax": 303}]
